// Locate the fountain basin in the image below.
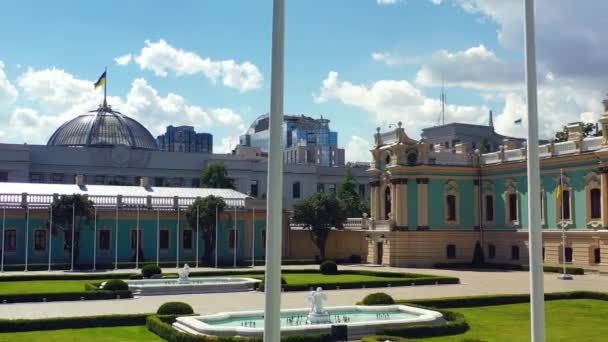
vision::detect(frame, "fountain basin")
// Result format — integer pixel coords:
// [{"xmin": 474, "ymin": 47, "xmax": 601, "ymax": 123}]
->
[
  {"xmin": 126, "ymin": 277, "xmax": 261, "ymax": 296},
  {"xmin": 173, "ymin": 305, "xmax": 445, "ymax": 340}
]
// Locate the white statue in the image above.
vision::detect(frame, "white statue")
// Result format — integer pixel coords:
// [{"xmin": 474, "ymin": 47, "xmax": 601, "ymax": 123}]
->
[
  {"xmin": 308, "ymin": 287, "xmax": 327, "ymax": 315},
  {"xmin": 178, "ymin": 264, "xmax": 190, "ymax": 282}
]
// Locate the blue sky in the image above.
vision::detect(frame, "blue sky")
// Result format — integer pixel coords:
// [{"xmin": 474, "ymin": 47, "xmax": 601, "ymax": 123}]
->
[{"xmin": 0, "ymin": 0, "xmax": 606, "ymax": 161}]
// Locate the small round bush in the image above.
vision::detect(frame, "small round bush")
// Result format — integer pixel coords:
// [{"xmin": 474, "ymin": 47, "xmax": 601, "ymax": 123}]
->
[
  {"xmin": 257, "ymin": 276, "xmax": 287, "ymax": 292},
  {"xmin": 320, "ymin": 260, "xmax": 338, "ymax": 275},
  {"xmin": 141, "ymin": 264, "xmax": 162, "ymax": 278},
  {"xmin": 362, "ymin": 292, "xmax": 395, "ymax": 305},
  {"xmin": 102, "ymin": 279, "xmax": 129, "ymax": 291},
  {"xmin": 157, "ymin": 302, "xmax": 194, "ymax": 315},
  {"xmin": 129, "ymin": 273, "xmax": 143, "ymax": 280}
]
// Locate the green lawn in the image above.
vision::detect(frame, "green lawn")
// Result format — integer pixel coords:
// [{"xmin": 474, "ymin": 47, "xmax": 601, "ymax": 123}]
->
[
  {"xmin": 409, "ymin": 299, "xmax": 608, "ymax": 342},
  {"xmin": 280, "ymin": 273, "xmax": 410, "ymax": 285},
  {"xmin": 0, "ymin": 326, "xmax": 164, "ymax": 342},
  {"xmin": 0, "ymin": 279, "xmax": 105, "ymax": 294}
]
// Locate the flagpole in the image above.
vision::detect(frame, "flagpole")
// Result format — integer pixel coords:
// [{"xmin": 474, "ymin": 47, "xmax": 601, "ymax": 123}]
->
[
  {"xmin": 103, "ymin": 67, "xmax": 107, "ymax": 108},
  {"xmin": 561, "ymin": 169, "xmax": 566, "ymax": 275},
  {"xmin": 524, "ymin": 0, "xmax": 545, "ymax": 341}
]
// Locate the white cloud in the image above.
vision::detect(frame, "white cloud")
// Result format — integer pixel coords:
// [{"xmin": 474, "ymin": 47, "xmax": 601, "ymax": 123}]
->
[
  {"xmin": 215, "ymin": 136, "xmax": 240, "ymax": 154},
  {"xmin": 0, "ymin": 61, "xmax": 19, "ymax": 109},
  {"xmin": 1, "ymin": 67, "xmax": 244, "ymax": 146},
  {"xmin": 377, "ymin": 0, "xmax": 402, "ymax": 4},
  {"xmin": 345, "ymin": 135, "xmax": 372, "ymax": 162},
  {"xmin": 371, "ymin": 52, "xmax": 419, "ymax": 66},
  {"xmin": 430, "ymin": 0, "xmax": 443, "ymax": 4},
  {"xmin": 134, "ymin": 39, "xmax": 263, "ymax": 92},
  {"xmin": 314, "ymin": 71, "xmax": 487, "ymax": 137},
  {"xmin": 415, "ymin": 45, "xmax": 523, "ymax": 90},
  {"xmin": 114, "ymin": 54, "xmax": 132, "ymax": 66}
]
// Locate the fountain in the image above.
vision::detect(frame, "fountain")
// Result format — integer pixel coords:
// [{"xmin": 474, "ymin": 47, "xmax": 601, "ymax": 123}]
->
[
  {"xmin": 125, "ymin": 264, "xmax": 261, "ymax": 296},
  {"xmin": 173, "ymin": 287, "xmax": 446, "ymax": 339}
]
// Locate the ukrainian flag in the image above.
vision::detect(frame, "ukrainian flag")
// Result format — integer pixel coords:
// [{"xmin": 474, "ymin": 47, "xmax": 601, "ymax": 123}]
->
[{"xmin": 94, "ymin": 71, "xmax": 106, "ymax": 89}]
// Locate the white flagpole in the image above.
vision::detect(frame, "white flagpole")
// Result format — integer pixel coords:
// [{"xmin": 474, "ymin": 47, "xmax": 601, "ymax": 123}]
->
[
  {"xmin": 70, "ymin": 203, "xmax": 75, "ymax": 272},
  {"xmin": 114, "ymin": 205, "xmax": 118, "ymax": 270},
  {"xmin": 156, "ymin": 209, "xmax": 160, "ymax": 266},
  {"xmin": 24, "ymin": 206, "xmax": 29, "ymax": 271},
  {"xmin": 251, "ymin": 207, "xmax": 255, "ymax": 268},
  {"xmin": 265, "ymin": 0, "xmax": 285, "ymax": 340},
  {"xmin": 196, "ymin": 206, "xmax": 200, "ymax": 268},
  {"xmin": 1, "ymin": 208, "xmax": 5, "ymax": 272},
  {"xmin": 176, "ymin": 208, "xmax": 180, "ymax": 269},
  {"xmin": 233, "ymin": 206, "xmax": 237, "ymax": 268},
  {"xmin": 561, "ymin": 169, "xmax": 565, "ymax": 274},
  {"xmin": 48, "ymin": 205, "xmax": 52, "ymax": 271},
  {"xmin": 136, "ymin": 206, "xmax": 140, "ymax": 269},
  {"xmin": 215, "ymin": 204, "xmax": 218, "ymax": 268},
  {"xmin": 524, "ymin": 0, "xmax": 545, "ymax": 340},
  {"xmin": 93, "ymin": 207, "xmax": 97, "ymax": 271}
]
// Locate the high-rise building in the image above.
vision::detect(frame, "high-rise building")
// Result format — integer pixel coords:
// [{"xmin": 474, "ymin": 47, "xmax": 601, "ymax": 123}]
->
[
  {"xmin": 157, "ymin": 125, "xmax": 213, "ymax": 153},
  {"xmin": 239, "ymin": 114, "xmax": 345, "ymax": 166}
]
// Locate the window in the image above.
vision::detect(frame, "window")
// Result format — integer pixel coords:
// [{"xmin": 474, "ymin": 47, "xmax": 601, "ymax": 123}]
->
[
  {"xmin": 594, "ymin": 248, "xmax": 601, "ymax": 264},
  {"xmin": 229, "ymin": 229, "xmax": 237, "ymax": 249},
  {"xmin": 446, "ymin": 195, "xmax": 457, "ymax": 221},
  {"xmin": 359, "ymin": 184, "xmax": 366, "ymax": 197},
  {"xmin": 446, "ymin": 245, "xmax": 456, "ymax": 259},
  {"xmin": 328, "ymin": 184, "xmax": 336, "ymax": 195},
  {"xmin": 130, "ymin": 229, "xmax": 142, "ymax": 250},
  {"xmin": 561, "ymin": 190, "xmax": 571, "ymax": 220},
  {"xmin": 317, "ymin": 183, "xmax": 325, "ymax": 193},
  {"xmin": 4, "ymin": 229, "xmax": 16, "ymax": 252},
  {"xmin": 30, "ymin": 173, "xmax": 43, "ymax": 183},
  {"xmin": 508, "ymin": 193, "xmax": 518, "ymax": 222},
  {"xmin": 0, "ymin": 172, "xmax": 8, "ymax": 182},
  {"xmin": 34, "ymin": 229, "xmax": 47, "ymax": 251},
  {"xmin": 99, "ymin": 230, "xmax": 110, "ymax": 250},
  {"xmin": 94, "ymin": 175, "xmax": 105, "ymax": 185},
  {"xmin": 183, "ymin": 230, "xmax": 193, "ymax": 249},
  {"xmin": 488, "ymin": 244, "xmax": 496, "ymax": 259},
  {"xmin": 511, "ymin": 245, "xmax": 520, "ymax": 260},
  {"xmin": 292, "ymin": 182, "xmax": 301, "ymax": 199},
  {"xmin": 261, "ymin": 230, "xmax": 266, "ymax": 249},
  {"xmin": 159, "ymin": 229, "xmax": 169, "ymax": 250},
  {"xmin": 250, "ymin": 180, "xmax": 259, "ymax": 197},
  {"xmin": 51, "ymin": 173, "xmax": 64, "ymax": 184},
  {"xmin": 191, "ymin": 178, "xmax": 200, "ymax": 188},
  {"xmin": 485, "ymin": 195, "xmax": 494, "ymax": 222},
  {"xmin": 565, "ymin": 247, "xmax": 573, "ymax": 263},
  {"xmin": 590, "ymin": 188, "xmax": 601, "ymax": 220},
  {"xmin": 385, "ymin": 155, "xmax": 391, "ymax": 166}
]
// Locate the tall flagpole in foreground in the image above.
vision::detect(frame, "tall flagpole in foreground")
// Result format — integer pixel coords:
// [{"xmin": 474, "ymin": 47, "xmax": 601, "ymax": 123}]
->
[
  {"xmin": 524, "ymin": 0, "xmax": 545, "ymax": 341},
  {"xmin": 264, "ymin": 0, "xmax": 285, "ymax": 341}
]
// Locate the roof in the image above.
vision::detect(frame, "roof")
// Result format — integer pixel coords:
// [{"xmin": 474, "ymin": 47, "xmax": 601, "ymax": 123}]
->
[{"xmin": 0, "ymin": 183, "xmax": 248, "ymax": 208}]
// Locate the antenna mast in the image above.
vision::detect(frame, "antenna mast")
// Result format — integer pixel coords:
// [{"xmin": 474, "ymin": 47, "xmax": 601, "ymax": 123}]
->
[{"xmin": 440, "ymin": 79, "xmax": 446, "ymax": 125}]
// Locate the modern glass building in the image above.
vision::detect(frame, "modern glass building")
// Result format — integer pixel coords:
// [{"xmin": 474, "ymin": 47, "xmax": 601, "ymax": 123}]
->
[{"xmin": 157, "ymin": 125, "xmax": 213, "ymax": 154}]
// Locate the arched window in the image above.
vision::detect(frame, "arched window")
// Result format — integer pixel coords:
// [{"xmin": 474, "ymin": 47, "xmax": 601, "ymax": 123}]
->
[
  {"xmin": 508, "ymin": 193, "xmax": 518, "ymax": 222},
  {"xmin": 590, "ymin": 188, "xmax": 601, "ymax": 220},
  {"xmin": 594, "ymin": 248, "xmax": 601, "ymax": 264},
  {"xmin": 446, "ymin": 195, "xmax": 457, "ymax": 221},
  {"xmin": 446, "ymin": 244, "xmax": 456, "ymax": 259},
  {"xmin": 488, "ymin": 244, "xmax": 496, "ymax": 259},
  {"xmin": 34, "ymin": 229, "xmax": 47, "ymax": 251},
  {"xmin": 511, "ymin": 245, "xmax": 520, "ymax": 260},
  {"xmin": 292, "ymin": 182, "xmax": 301, "ymax": 199},
  {"xmin": 385, "ymin": 154, "xmax": 391, "ymax": 166},
  {"xmin": 485, "ymin": 195, "xmax": 494, "ymax": 222},
  {"xmin": 384, "ymin": 186, "xmax": 392, "ymax": 220},
  {"xmin": 561, "ymin": 190, "xmax": 571, "ymax": 220},
  {"xmin": 564, "ymin": 247, "xmax": 573, "ymax": 263}
]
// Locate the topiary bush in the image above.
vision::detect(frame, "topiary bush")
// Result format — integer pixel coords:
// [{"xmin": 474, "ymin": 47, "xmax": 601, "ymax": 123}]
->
[
  {"xmin": 157, "ymin": 302, "xmax": 194, "ymax": 315},
  {"xmin": 102, "ymin": 279, "xmax": 129, "ymax": 291},
  {"xmin": 362, "ymin": 292, "xmax": 395, "ymax": 305},
  {"xmin": 141, "ymin": 264, "xmax": 162, "ymax": 278},
  {"xmin": 320, "ymin": 260, "xmax": 338, "ymax": 275}
]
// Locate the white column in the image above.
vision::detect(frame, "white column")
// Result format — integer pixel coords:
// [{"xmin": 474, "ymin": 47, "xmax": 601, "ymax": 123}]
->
[
  {"xmin": 233, "ymin": 206, "xmax": 237, "ymax": 268},
  {"xmin": 70, "ymin": 204, "xmax": 75, "ymax": 271},
  {"xmin": 264, "ymin": 0, "xmax": 285, "ymax": 340},
  {"xmin": 1, "ymin": 208, "xmax": 5, "ymax": 272},
  {"xmin": 251, "ymin": 207, "xmax": 255, "ymax": 267},
  {"xmin": 24, "ymin": 207, "xmax": 29, "ymax": 271},
  {"xmin": 196, "ymin": 206, "xmax": 200, "ymax": 268},
  {"xmin": 47, "ymin": 205, "xmax": 52, "ymax": 271},
  {"xmin": 135, "ymin": 206, "xmax": 140, "ymax": 269},
  {"xmin": 176, "ymin": 208, "xmax": 180, "ymax": 268},
  {"xmin": 215, "ymin": 204, "xmax": 218, "ymax": 268},
  {"xmin": 156, "ymin": 209, "xmax": 160, "ymax": 266},
  {"xmin": 524, "ymin": 0, "xmax": 545, "ymax": 340},
  {"xmin": 114, "ymin": 206, "xmax": 118, "ymax": 270},
  {"xmin": 93, "ymin": 207, "xmax": 97, "ymax": 271}
]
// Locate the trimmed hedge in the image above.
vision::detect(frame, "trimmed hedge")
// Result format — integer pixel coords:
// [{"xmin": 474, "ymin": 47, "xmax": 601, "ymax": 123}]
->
[
  {"xmin": 157, "ymin": 302, "xmax": 194, "ymax": 315},
  {"xmin": 362, "ymin": 335, "xmax": 410, "ymax": 342},
  {"xmin": 362, "ymin": 293, "xmax": 395, "ymax": 305},
  {"xmin": 319, "ymin": 260, "xmax": 338, "ymax": 275},
  {"xmin": 378, "ymin": 310, "xmax": 468, "ymax": 339},
  {"xmin": 279, "ymin": 276, "xmax": 459, "ymax": 292},
  {"xmin": 0, "ymin": 290, "xmax": 132, "ymax": 304},
  {"xmin": 434, "ymin": 262, "xmax": 585, "ymax": 275},
  {"xmin": 142, "ymin": 264, "xmax": 162, "ymax": 278},
  {"xmin": 102, "ymin": 279, "xmax": 129, "ymax": 291},
  {"xmin": 0, "ymin": 313, "xmax": 148, "ymax": 333}
]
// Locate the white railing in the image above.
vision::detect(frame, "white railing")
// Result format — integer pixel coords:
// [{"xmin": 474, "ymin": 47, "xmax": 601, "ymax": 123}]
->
[
  {"xmin": 481, "ymin": 152, "xmax": 501, "ymax": 165},
  {"xmin": 553, "ymin": 141, "xmax": 577, "ymax": 156},
  {"xmin": 538, "ymin": 144, "xmax": 551, "ymax": 158},
  {"xmin": 582, "ymin": 136, "xmax": 602, "ymax": 151},
  {"xmin": 504, "ymin": 149, "xmax": 523, "ymax": 162}
]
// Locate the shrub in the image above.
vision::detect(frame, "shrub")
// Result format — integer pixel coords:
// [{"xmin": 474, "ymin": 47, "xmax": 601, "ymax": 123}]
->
[
  {"xmin": 141, "ymin": 264, "xmax": 162, "ymax": 278},
  {"xmin": 362, "ymin": 336, "xmax": 410, "ymax": 342},
  {"xmin": 378, "ymin": 310, "xmax": 468, "ymax": 338},
  {"xmin": 102, "ymin": 279, "xmax": 129, "ymax": 291},
  {"xmin": 0, "ymin": 290, "xmax": 132, "ymax": 304},
  {"xmin": 129, "ymin": 273, "xmax": 144, "ymax": 280},
  {"xmin": 348, "ymin": 254, "xmax": 362, "ymax": 263},
  {"xmin": 362, "ymin": 293, "xmax": 395, "ymax": 305},
  {"xmin": 319, "ymin": 260, "xmax": 338, "ymax": 275},
  {"xmin": 0, "ymin": 313, "xmax": 147, "ymax": 333},
  {"xmin": 157, "ymin": 302, "xmax": 194, "ymax": 315}
]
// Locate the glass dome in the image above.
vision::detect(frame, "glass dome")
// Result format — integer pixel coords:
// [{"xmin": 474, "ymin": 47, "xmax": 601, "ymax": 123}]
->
[{"xmin": 47, "ymin": 106, "xmax": 158, "ymax": 150}]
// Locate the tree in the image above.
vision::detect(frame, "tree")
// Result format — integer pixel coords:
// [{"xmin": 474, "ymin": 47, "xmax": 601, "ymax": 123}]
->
[
  {"xmin": 200, "ymin": 163, "xmax": 235, "ymax": 189},
  {"xmin": 47, "ymin": 194, "xmax": 95, "ymax": 265},
  {"xmin": 336, "ymin": 169, "xmax": 369, "ymax": 217},
  {"xmin": 554, "ymin": 123, "xmax": 598, "ymax": 142},
  {"xmin": 292, "ymin": 193, "xmax": 347, "ymax": 260},
  {"xmin": 185, "ymin": 195, "xmax": 226, "ymax": 265}
]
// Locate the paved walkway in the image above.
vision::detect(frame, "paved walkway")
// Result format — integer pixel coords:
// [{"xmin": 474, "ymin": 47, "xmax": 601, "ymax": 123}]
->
[{"xmin": 0, "ymin": 265, "xmax": 606, "ymax": 319}]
